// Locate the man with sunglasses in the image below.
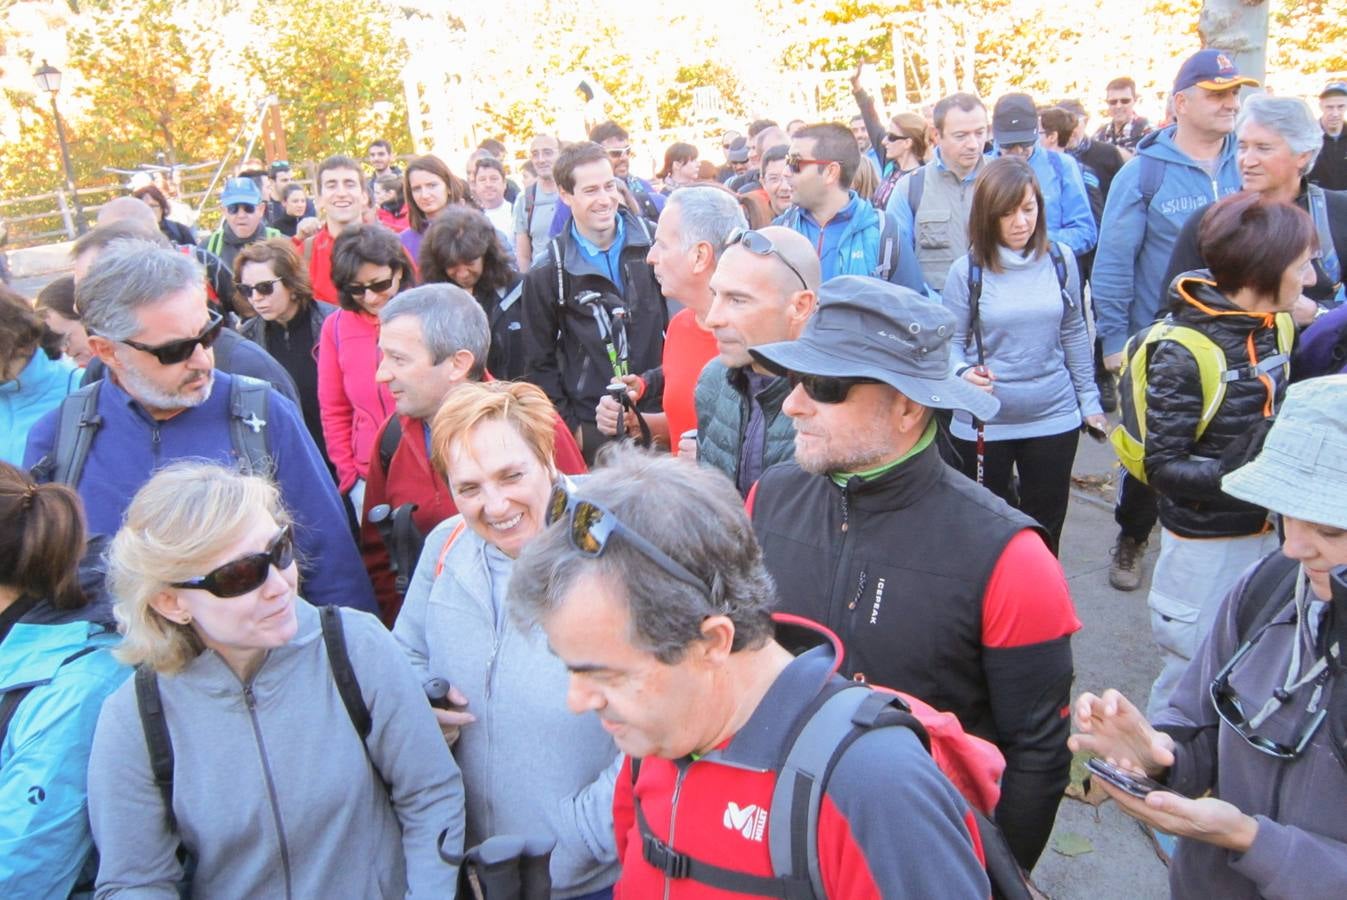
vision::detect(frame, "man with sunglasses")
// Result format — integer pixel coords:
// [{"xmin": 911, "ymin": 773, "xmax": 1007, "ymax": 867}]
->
[
  {"xmin": 510, "ymin": 448, "xmax": 990, "ymax": 899},
  {"xmin": 775, "ymin": 123, "xmax": 924, "ymax": 292},
  {"xmin": 690, "ymin": 226, "xmax": 818, "ymax": 493},
  {"xmin": 199, "ymin": 178, "xmax": 280, "ymax": 286},
  {"xmin": 1094, "ymin": 76, "xmax": 1153, "ymax": 155},
  {"xmin": 25, "ymin": 241, "xmax": 377, "ymax": 616},
  {"xmin": 747, "ymin": 279, "xmax": 1080, "ymax": 871}
]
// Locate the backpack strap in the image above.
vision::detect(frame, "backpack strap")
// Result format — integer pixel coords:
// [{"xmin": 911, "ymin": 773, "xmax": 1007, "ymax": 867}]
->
[
  {"xmin": 1234, "ymin": 552, "xmax": 1302, "ymax": 642},
  {"xmin": 1137, "ymin": 155, "xmax": 1164, "ymax": 211},
  {"xmin": 1047, "ymin": 243, "xmax": 1079, "ymax": 318},
  {"xmin": 319, "ymin": 605, "xmax": 372, "ymax": 741},
  {"xmin": 134, "ymin": 666, "xmax": 178, "ymax": 832},
  {"xmin": 1307, "ymin": 184, "xmax": 1343, "ymax": 297},
  {"xmin": 433, "ymin": 520, "xmax": 470, "ymax": 577},
  {"xmin": 551, "ymin": 238, "xmax": 567, "ymax": 309},
  {"xmin": 524, "ymin": 183, "xmax": 538, "ymax": 232},
  {"xmin": 377, "ymin": 414, "xmax": 404, "ymax": 478},
  {"xmin": 875, "ymin": 212, "xmax": 897, "ymax": 281},
  {"xmin": 226, "ymin": 375, "xmax": 272, "ymax": 476},
  {"xmin": 966, "ymin": 262, "xmax": 986, "ymax": 365},
  {"xmin": 907, "ymin": 166, "xmax": 926, "ymax": 216},
  {"xmin": 303, "ymin": 234, "xmax": 316, "ymax": 269},
  {"xmin": 44, "ymin": 381, "xmax": 104, "ymax": 486}
]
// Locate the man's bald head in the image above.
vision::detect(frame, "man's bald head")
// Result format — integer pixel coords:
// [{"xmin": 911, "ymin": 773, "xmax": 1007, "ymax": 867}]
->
[
  {"xmin": 738, "ymin": 226, "xmax": 821, "ymax": 296},
  {"xmin": 97, "ymin": 196, "xmax": 160, "ymax": 231},
  {"xmin": 70, "ymin": 219, "xmax": 169, "ymax": 284},
  {"xmin": 708, "ymin": 226, "xmax": 820, "ymax": 370}
]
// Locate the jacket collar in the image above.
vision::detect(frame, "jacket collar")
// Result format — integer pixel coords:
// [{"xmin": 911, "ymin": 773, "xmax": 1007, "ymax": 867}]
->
[
  {"xmin": 824, "ymin": 437, "xmax": 945, "ymax": 511},
  {"xmin": 725, "ymin": 364, "xmax": 790, "ymax": 406}
]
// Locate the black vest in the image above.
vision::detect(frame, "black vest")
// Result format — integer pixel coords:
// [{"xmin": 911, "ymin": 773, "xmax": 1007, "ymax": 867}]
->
[{"xmin": 751, "ymin": 443, "xmax": 1042, "ymax": 743}]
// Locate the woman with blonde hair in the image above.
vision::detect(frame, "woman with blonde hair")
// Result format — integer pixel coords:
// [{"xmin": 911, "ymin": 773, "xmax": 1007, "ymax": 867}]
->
[
  {"xmin": 87, "ymin": 461, "xmax": 464, "ymax": 898},
  {"xmin": 394, "ymin": 380, "xmax": 620, "ymax": 898}
]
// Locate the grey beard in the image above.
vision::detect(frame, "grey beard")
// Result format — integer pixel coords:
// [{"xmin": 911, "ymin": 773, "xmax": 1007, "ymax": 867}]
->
[{"xmin": 118, "ymin": 363, "xmax": 215, "ymax": 414}]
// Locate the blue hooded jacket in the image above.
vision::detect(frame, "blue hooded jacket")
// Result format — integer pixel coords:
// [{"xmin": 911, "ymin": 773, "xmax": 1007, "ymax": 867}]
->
[
  {"xmin": 1023, "ymin": 146, "xmax": 1098, "ymax": 257},
  {"xmin": 1092, "ymin": 126, "xmax": 1241, "ymax": 355},
  {"xmin": 0, "ymin": 350, "xmax": 81, "ymax": 467},
  {"xmin": 774, "ymin": 191, "xmax": 925, "ymax": 292},
  {"xmin": 1, "ymin": 592, "xmax": 128, "ymax": 898}
]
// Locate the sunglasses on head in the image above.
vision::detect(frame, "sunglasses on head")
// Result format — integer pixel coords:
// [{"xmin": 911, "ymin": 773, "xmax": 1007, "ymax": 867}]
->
[
  {"xmin": 726, "ymin": 228, "xmax": 808, "ymax": 291},
  {"xmin": 120, "ymin": 310, "xmax": 225, "ymax": 365},
  {"xmin": 784, "ymin": 153, "xmax": 831, "ymax": 174},
  {"xmin": 171, "ymin": 525, "xmax": 295, "ymax": 598},
  {"xmin": 236, "ymin": 278, "xmax": 282, "ymax": 300},
  {"xmin": 545, "ymin": 486, "xmax": 710, "ymax": 595},
  {"xmin": 787, "ymin": 371, "xmax": 879, "ymax": 404},
  {"xmin": 344, "ymin": 276, "xmax": 396, "ymax": 299},
  {"xmin": 226, "ymin": 203, "xmax": 258, "ymax": 215}
]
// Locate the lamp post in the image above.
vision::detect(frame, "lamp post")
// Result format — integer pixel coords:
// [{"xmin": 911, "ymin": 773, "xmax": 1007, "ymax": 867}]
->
[{"xmin": 33, "ymin": 60, "xmax": 88, "ymax": 236}]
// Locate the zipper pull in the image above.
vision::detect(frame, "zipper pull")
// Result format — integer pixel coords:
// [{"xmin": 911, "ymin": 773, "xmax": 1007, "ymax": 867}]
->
[
  {"xmin": 848, "ymin": 569, "xmax": 868, "ymax": 611},
  {"xmin": 243, "ymin": 684, "xmax": 257, "ymax": 709}
]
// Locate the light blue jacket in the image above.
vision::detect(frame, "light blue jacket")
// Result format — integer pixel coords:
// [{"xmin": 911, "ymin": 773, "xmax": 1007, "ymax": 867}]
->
[
  {"xmin": 775, "ymin": 191, "xmax": 926, "ymax": 292},
  {"xmin": 1022, "ymin": 146, "xmax": 1098, "ymax": 257},
  {"xmin": 0, "ymin": 351, "xmax": 81, "ymax": 467},
  {"xmin": 0, "ymin": 600, "xmax": 127, "ymax": 900},
  {"xmin": 1092, "ymin": 126, "xmax": 1241, "ymax": 355}
]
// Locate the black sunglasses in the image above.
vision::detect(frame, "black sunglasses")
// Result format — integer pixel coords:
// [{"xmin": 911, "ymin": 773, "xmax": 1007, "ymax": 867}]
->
[
  {"xmin": 226, "ymin": 203, "xmax": 258, "ymax": 215},
  {"xmin": 1209, "ymin": 622, "xmax": 1333, "ymax": 760},
  {"xmin": 784, "ymin": 153, "xmax": 831, "ymax": 174},
  {"xmin": 546, "ymin": 486, "xmax": 710, "ymax": 595},
  {"xmin": 344, "ymin": 276, "xmax": 396, "ymax": 299},
  {"xmin": 787, "ymin": 371, "xmax": 879, "ymax": 404},
  {"xmin": 171, "ymin": 526, "xmax": 295, "ymax": 598},
  {"xmin": 884, "ymin": 132, "xmax": 909, "ymax": 143},
  {"xmin": 236, "ymin": 278, "xmax": 282, "ymax": 299},
  {"xmin": 726, "ymin": 228, "xmax": 808, "ymax": 290},
  {"xmin": 121, "ymin": 310, "xmax": 225, "ymax": 365}
]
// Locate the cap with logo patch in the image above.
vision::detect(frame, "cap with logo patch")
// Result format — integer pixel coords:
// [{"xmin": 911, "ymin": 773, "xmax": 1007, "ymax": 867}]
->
[
  {"xmin": 1172, "ymin": 49, "xmax": 1259, "ymax": 95},
  {"xmin": 749, "ymin": 276, "xmax": 1000, "ymax": 421}
]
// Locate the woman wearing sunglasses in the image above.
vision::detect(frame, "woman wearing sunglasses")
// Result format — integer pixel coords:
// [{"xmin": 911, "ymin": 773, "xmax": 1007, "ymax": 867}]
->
[
  {"xmin": 394, "ymin": 380, "xmax": 620, "ymax": 900},
  {"xmin": 400, "ymin": 154, "xmax": 474, "ymax": 264},
  {"xmin": 941, "ymin": 157, "xmax": 1105, "ymax": 556},
  {"xmin": 319, "ymin": 225, "xmax": 411, "ymax": 520},
  {"xmin": 235, "ymin": 238, "xmax": 337, "ymax": 464},
  {"xmin": 1070, "ymin": 375, "xmax": 1347, "ymax": 900},
  {"xmin": 87, "ymin": 461, "xmax": 464, "ymax": 897},
  {"xmin": 848, "ymin": 63, "xmax": 927, "ymax": 211},
  {"xmin": 0, "ymin": 463, "xmax": 127, "ymax": 898}
]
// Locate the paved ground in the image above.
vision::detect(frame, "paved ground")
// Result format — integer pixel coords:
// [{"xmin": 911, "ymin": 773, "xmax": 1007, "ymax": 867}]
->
[{"xmin": 1030, "ymin": 433, "xmax": 1170, "ymax": 899}]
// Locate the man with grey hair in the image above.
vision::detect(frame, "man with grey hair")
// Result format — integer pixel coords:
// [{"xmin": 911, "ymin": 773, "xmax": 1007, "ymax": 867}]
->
[
  {"xmin": 25, "ymin": 240, "xmax": 376, "ymax": 614},
  {"xmin": 596, "ymin": 185, "xmax": 746, "ymax": 453},
  {"xmin": 1164, "ymin": 93, "xmax": 1346, "ymax": 311},
  {"xmin": 361, "ymin": 283, "xmax": 585, "ymax": 621},
  {"xmin": 689, "ymin": 226, "xmax": 819, "ymax": 495},
  {"xmin": 508, "ymin": 445, "xmax": 989, "ymax": 897}
]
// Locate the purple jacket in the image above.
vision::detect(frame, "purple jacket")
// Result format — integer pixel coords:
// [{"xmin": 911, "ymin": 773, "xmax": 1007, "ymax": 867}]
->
[{"xmin": 1292, "ymin": 305, "xmax": 1347, "ymax": 381}]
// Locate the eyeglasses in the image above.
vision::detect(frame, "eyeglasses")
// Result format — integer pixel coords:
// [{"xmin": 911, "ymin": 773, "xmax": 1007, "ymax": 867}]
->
[
  {"xmin": 343, "ymin": 276, "xmax": 396, "ymax": 300},
  {"xmin": 726, "ymin": 228, "xmax": 809, "ymax": 291},
  {"xmin": 784, "ymin": 153, "xmax": 832, "ymax": 174},
  {"xmin": 545, "ymin": 485, "xmax": 710, "ymax": 595},
  {"xmin": 606, "ymin": 146, "xmax": 631, "ymax": 159},
  {"xmin": 226, "ymin": 203, "xmax": 258, "ymax": 215},
  {"xmin": 171, "ymin": 526, "xmax": 295, "ymax": 598},
  {"xmin": 120, "ymin": 310, "xmax": 224, "ymax": 365},
  {"xmin": 236, "ymin": 278, "xmax": 282, "ymax": 299},
  {"xmin": 787, "ymin": 371, "xmax": 879, "ymax": 404},
  {"xmin": 1209, "ymin": 620, "xmax": 1334, "ymax": 760},
  {"xmin": 1106, "ymin": 98, "xmax": 1134, "ymax": 106}
]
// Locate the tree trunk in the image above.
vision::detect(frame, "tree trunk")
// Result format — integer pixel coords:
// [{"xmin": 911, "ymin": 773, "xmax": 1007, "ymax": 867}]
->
[{"xmin": 1199, "ymin": 0, "xmax": 1269, "ymax": 87}]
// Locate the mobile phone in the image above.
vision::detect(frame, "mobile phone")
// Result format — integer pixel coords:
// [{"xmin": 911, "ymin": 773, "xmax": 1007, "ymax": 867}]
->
[{"xmin": 1085, "ymin": 758, "xmax": 1175, "ymax": 799}]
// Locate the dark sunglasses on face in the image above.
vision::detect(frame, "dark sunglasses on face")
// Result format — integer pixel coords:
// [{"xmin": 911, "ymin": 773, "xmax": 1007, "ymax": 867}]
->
[
  {"xmin": 787, "ymin": 371, "xmax": 879, "ymax": 404},
  {"xmin": 545, "ymin": 486, "xmax": 711, "ymax": 595},
  {"xmin": 784, "ymin": 153, "xmax": 831, "ymax": 174},
  {"xmin": 120, "ymin": 310, "xmax": 225, "ymax": 365},
  {"xmin": 726, "ymin": 228, "xmax": 809, "ymax": 291},
  {"xmin": 884, "ymin": 132, "xmax": 909, "ymax": 143},
  {"xmin": 1106, "ymin": 98, "xmax": 1133, "ymax": 106},
  {"xmin": 171, "ymin": 526, "xmax": 295, "ymax": 598},
  {"xmin": 344, "ymin": 276, "xmax": 396, "ymax": 300},
  {"xmin": 226, "ymin": 203, "xmax": 258, "ymax": 215},
  {"xmin": 236, "ymin": 278, "xmax": 282, "ymax": 299}
]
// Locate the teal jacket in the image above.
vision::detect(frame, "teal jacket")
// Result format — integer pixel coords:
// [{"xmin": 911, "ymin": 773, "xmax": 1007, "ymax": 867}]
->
[
  {"xmin": 0, "ymin": 350, "xmax": 81, "ymax": 467},
  {"xmin": 0, "ymin": 598, "xmax": 127, "ymax": 899}
]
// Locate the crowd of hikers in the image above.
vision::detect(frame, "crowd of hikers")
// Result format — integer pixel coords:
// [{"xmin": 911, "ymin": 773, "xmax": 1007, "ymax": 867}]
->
[{"xmin": 2, "ymin": 45, "xmax": 1347, "ymax": 899}]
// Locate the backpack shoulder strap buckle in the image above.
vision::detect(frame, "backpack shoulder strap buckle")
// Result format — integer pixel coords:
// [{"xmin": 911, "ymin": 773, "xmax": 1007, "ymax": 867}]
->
[{"xmin": 642, "ymin": 833, "xmax": 691, "ymax": 879}]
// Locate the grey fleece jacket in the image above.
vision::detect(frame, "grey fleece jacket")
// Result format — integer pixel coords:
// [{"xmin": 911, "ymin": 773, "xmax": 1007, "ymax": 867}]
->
[
  {"xmin": 88, "ymin": 600, "xmax": 464, "ymax": 899},
  {"xmin": 394, "ymin": 515, "xmax": 620, "ymax": 898},
  {"xmin": 1153, "ymin": 560, "xmax": 1347, "ymax": 899},
  {"xmin": 943, "ymin": 243, "xmax": 1102, "ymax": 441}
]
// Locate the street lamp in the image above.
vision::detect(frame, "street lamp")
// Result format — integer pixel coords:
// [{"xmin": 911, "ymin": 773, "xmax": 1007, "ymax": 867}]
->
[{"xmin": 33, "ymin": 59, "xmax": 88, "ymax": 236}]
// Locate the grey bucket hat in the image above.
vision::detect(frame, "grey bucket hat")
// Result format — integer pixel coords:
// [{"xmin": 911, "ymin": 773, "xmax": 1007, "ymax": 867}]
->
[
  {"xmin": 1222, "ymin": 375, "xmax": 1347, "ymax": 530},
  {"xmin": 749, "ymin": 276, "xmax": 1000, "ymax": 421}
]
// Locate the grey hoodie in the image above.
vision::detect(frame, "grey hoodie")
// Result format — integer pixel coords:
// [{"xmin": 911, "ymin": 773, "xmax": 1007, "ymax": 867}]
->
[
  {"xmin": 394, "ymin": 516, "xmax": 620, "ymax": 898},
  {"xmin": 88, "ymin": 600, "xmax": 464, "ymax": 899}
]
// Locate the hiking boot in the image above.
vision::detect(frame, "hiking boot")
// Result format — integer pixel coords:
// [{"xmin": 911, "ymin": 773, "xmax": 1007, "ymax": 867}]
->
[
  {"xmin": 1097, "ymin": 371, "xmax": 1118, "ymax": 414},
  {"xmin": 1109, "ymin": 534, "xmax": 1147, "ymax": 591}
]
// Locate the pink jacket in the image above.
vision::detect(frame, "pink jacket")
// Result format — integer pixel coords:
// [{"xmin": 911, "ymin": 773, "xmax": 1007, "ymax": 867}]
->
[{"xmin": 317, "ymin": 308, "xmax": 395, "ymax": 493}]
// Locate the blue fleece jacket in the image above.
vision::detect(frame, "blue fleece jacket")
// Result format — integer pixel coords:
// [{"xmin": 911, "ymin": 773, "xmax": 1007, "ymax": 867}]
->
[
  {"xmin": 23, "ymin": 372, "xmax": 376, "ymax": 614},
  {"xmin": 1092, "ymin": 126, "xmax": 1241, "ymax": 355},
  {"xmin": 0, "ymin": 350, "xmax": 81, "ymax": 467},
  {"xmin": 775, "ymin": 191, "xmax": 926, "ymax": 292},
  {"xmin": 1023, "ymin": 146, "xmax": 1098, "ymax": 257}
]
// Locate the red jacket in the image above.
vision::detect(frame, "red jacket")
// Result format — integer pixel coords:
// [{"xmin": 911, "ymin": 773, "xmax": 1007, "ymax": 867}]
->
[
  {"xmin": 377, "ymin": 204, "xmax": 410, "ymax": 233},
  {"xmin": 307, "ymin": 226, "xmax": 339, "ymax": 305},
  {"xmin": 360, "ymin": 402, "xmax": 586, "ymax": 624},
  {"xmin": 613, "ymin": 620, "xmax": 990, "ymax": 899}
]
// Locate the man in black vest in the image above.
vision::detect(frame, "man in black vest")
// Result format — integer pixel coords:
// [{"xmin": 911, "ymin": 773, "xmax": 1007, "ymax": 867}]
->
[{"xmin": 747, "ymin": 277, "xmax": 1080, "ymax": 872}]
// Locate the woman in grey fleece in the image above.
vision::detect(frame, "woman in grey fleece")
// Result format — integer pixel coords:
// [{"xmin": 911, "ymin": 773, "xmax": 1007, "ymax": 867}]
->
[
  {"xmin": 87, "ymin": 462, "xmax": 465, "ymax": 899},
  {"xmin": 393, "ymin": 381, "xmax": 620, "ymax": 899},
  {"xmin": 942, "ymin": 156, "xmax": 1105, "ymax": 554}
]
